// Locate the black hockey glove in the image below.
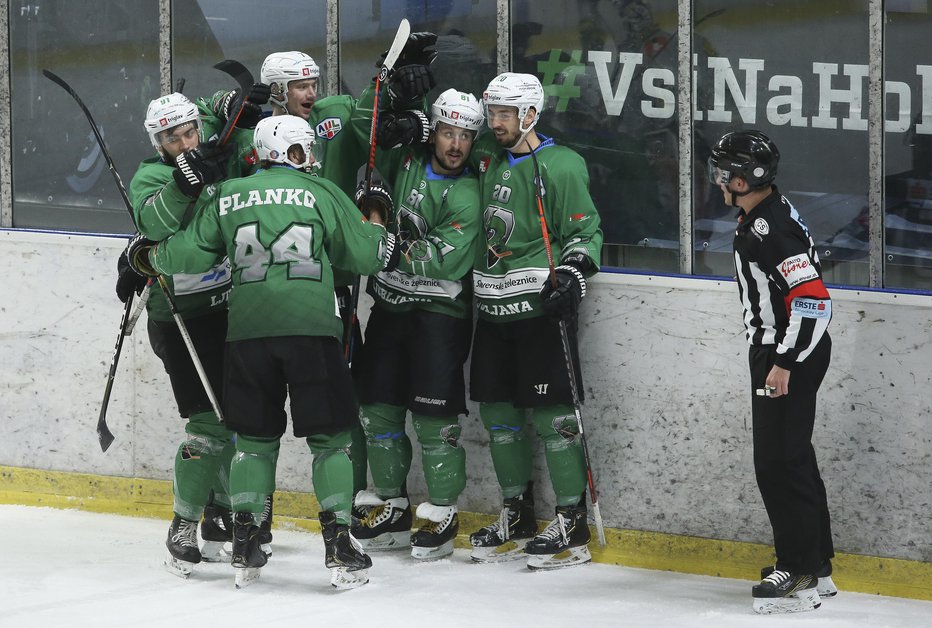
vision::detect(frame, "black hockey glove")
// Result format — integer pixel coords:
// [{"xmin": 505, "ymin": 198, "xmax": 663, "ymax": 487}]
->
[
  {"xmin": 376, "ymin": 31, "xmax": 438, "ymax": 68},
  {"xmin": 354, "ymin": 179, "xmax": 394, "ymax": 224},
  {"xmin": 115, "ymin": 242, "xmax": 147, "ymax": 303},
  {"xmin": 539, "ymin": 264, "xmax": 588, "ymax": 320},
  {"xmin": 172, "ymin": 141, "xmax": 232, "ymax": 198},
  {"xmin": 216, "ymin": 83, "xmax": 271, "ymax": 129},
  {"xmin": 126, "ymin": 233, "xmax": 160, "ymax": 278},
  {"xmin": 387, "ymin": 64, "xmax": 436, "ymax": 109},
  {"xmin": 376, "ymin": 110, "xmax": 430, "ymax": 149}
]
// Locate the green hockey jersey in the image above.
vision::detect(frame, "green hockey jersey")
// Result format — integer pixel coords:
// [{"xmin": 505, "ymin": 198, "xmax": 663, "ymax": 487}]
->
[
  {"xmin": 129, "ymin": 101, "xmax": 255, "ymax": 322},
  {"xmin": 350, "ymin": 83, "xmax": 481, "ymax": 319},
  {"xmin": 469, "ymin": 133, "xmax": 603, "ymax": 322},
  {"xmin": 149, "ymin": 166, "xmax": 393, "ymax": 342}
]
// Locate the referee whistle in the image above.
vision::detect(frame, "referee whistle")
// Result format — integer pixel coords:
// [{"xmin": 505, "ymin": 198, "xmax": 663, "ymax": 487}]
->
[{"xmin": 755, "ymin": 385, "xmax": 777, "ymax": 397}]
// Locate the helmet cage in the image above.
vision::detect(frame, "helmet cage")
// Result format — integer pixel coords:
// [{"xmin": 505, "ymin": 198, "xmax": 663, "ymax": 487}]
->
[{"xmin": 254, "ymin": 115, "xmax": 320, "ymax": 171}]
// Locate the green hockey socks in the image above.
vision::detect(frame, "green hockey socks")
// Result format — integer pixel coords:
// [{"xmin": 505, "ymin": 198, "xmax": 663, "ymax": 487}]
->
[
  {"xmin": 307, "ymin": 431, "xmax": 354, "ymax": 524},
  {"xmin": 479, "ymin": 402, "xmax": 533, "ymax": 499},
  {"xmin": 532, "ymin": 405, "xmax": 587, "ymax": 506},
  {"xmin": 229, "ymin": 434, "xmax": 279, "ymax": 515},
  {"xmin": 360, "ymin": 403, "xmax": 411, "ymax": 499},
  {"xmin": 172, "ymin": 411, "xmax": 234, "ymax": 521},
  {"xmin": 412, "ymin": 414, "xmax": 466, "ymax": 505}
]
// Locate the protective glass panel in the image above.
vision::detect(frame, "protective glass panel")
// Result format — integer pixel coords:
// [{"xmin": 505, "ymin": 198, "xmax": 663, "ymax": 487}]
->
[
  {"xmin": 338, "ymin": 0, "xmax": 497, "ymax": 100},
  {"xmin": 883, "ymin": 3, "xmax": 932, "ymax": 291},
  {"xmin": 512, "ymin": 0, "xmax": 680, "ymax": 272},
  {"xmin": 171, "ymin": 0, "xmax": 327, "ymax": 107},
  {"xmin": 10, "ymin": 0, "xmax": 160, "ymax": 233},
  {"xmin": 694, "ymin": 0, "xmax": 870, "ymax": 284}
]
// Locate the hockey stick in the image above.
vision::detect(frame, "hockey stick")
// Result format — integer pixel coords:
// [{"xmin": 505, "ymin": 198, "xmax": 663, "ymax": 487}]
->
[
  {"xmin": 95, "ymin": 279, "xmax": 153, "ymax": 450},
  {"xmin": 44, "ymin": 69, "xmax": 226, "ymax": 448},
  {"xmin": 527, "ymin": 139, "xmax": 607, "ymax": 547},
  {"xmin": 213, "ymin": 59, "xmax": 256, "ymax": 147},
  {"xmin": 345, "ymin": 18, "xmax": 412, "ymax": 361}
]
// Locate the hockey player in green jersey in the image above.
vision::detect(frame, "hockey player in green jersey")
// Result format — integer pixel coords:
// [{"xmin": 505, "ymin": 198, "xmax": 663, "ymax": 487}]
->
[
  {"xmin": 128, "ymin": 115, "xmax": 401, "ymax": 589},
  {"xmin": 467, "ymin": 73, "xmax": 603, "ymax": 569},
  {"xmin": 347, "ymin": 87, "xmax": 484, "ymax": 560},
  {"xmin": 115, "ymin": 89, "xmax": 266, "ymax": 579},
  {"xmin": 205, "ymin": 41, "xmax": 437, "ymax": 500}
]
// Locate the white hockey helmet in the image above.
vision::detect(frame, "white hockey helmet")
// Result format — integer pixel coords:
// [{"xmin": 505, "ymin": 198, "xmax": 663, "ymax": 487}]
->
[
  {"xmin": 482, "ymin": 72, "xmax": 545, "ymax": 133},
  {"xmin": 260, "ymin": 51, "xmax": 321, "ymax": 109},
  {"xmin": 254, "ymin": 115, "xmax": 319, "ymax": 170},
  {"xmin": 143, "ymin": 93, "xmax": 200, "ymax": 148},
  {"xmin": 430, "ymin": 88, "xmax": 485, "ymax": 132}
]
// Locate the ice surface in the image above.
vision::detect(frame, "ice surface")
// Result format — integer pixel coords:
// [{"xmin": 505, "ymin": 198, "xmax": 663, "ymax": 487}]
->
[{"xmin": 5, "ymin": 505, "xmax": 930, "ymax": 628}]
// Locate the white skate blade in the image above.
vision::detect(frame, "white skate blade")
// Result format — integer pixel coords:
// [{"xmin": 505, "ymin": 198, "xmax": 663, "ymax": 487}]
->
[
  {"xmin": 526, "ymin": 545, "xmax": 592, "ymax": 571},
  {"xmin": 818, "ymin": 576, "xmax": 838, "ymax": 598},
  {"xmin": 470, "ymin": 539, "xmax": 529, "ymax": 563},
  {"xmin": 331, "ymin": 566, "xmax": 370, "ymax": 589},
  {"xmin": 411, "ymin": 539, "xmax": 453, "ymax": 561},
  {"xmin": 163, "ymin": 553, "xmax": 196, "ymax": 579},
  {"xmin": 200, "ymin": 540, "xmax": 231, "ymax": 563},
  {"xmin": 753, "ymin": 588, "xmax": 821, "ymax": 614},
  {"xmin": 234, "ymin": 566, "xmax": 261, "ymax": 589},
  {"xmin": 356, "ymin": 531, "xmax": 410, "ymax": 552}
]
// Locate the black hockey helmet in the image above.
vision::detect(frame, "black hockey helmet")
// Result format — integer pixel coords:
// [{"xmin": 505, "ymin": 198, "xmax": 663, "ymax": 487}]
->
[{"xmin": 708, "ymin": 130, "xmax": 780, "ymax": 189}]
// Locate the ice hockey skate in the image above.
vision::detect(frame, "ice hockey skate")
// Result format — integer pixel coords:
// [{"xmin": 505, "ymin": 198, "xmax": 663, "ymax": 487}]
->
[
  {"xmin": 761, "ymin": 560, "xmax": 837, "ymax": 598},
  {"xmin": 321, "ymin": 510, "xmax": 372, "ymax": 589},
  {"xmin": 351, "ymin": 490, "xmax": 412, "ymax": 551},
  {"xmin": 231, "ymin": 511, "xmax": 268, "ymax": 589},
  {"xmin": 410, "ymin": 503, "xmax": 458, "ymax": 560},
  {"xmin": 257, "ymin": 494, "xmax": 273, "ymax": 558},
  {"xmin": 164, "ymin": 515, "xmax": 201, "ymax": 578},
  {"xmin": 525, "ymin": 502, "xmax": 592, "ymax": 571},
  {"xmin": 200, "ymin": 501, "xmax": 233, "ymax": 563},
  {"xmin": 470, "ymin": 487, "xmax": 538, "ymax": 563},
  {"xmin": 752, "ymin": 570, "xmax": 821, "ymax": 614}
]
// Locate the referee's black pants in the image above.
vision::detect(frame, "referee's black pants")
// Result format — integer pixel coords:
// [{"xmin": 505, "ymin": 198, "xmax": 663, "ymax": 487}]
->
[{"xmin": 749, "ymin": 334, "xmax": 834, "ymax": 575}]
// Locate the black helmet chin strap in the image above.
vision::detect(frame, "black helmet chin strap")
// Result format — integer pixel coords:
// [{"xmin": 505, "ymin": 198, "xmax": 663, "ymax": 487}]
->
[{"xmin": 727, "ymin": 181, "xmax": 752, "ymax": 207}]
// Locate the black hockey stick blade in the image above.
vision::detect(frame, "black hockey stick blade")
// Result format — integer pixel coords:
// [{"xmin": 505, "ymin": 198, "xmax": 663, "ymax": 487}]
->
[
  {"xmin": 96, "ymin": 291, "xmax": 136, "ymax": 452},
  {"xmin": 214, "ymin": 59, "xmax": 254, "ymax": 92},
  {"xmin": 213, "ymin": 60, "xmax": 256, "ymax": 146},
  {"xmin": 97, "ymin": 418, "xmax": 115, "ymax": 452}
]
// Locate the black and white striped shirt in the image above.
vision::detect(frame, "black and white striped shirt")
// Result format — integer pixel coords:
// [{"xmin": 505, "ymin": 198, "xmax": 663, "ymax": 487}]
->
[{"xmin": 733, "ymin": 186, "xmax": 832, "ymax": 369}]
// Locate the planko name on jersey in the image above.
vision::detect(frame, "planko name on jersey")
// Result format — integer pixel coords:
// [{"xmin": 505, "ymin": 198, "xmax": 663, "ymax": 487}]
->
[{"xmin": 217, "ymin": 188, "xmax": 317, "ymax": 216}]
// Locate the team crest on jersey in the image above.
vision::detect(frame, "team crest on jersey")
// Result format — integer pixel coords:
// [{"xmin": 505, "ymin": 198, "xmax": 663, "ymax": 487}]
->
[
  {"xmin": 479, "ymin": 157, "xmax": 490, "ymax": 173},
  {"xmin": 753, "ymin": 218, "xmax": 769, "ymax": 235},
  {"xmin": 484, "ymin": 205, "xmax": 516, "ymax": 268},
  {"xmin": 244, "ymin": 148, "xmax": 258, "ymax": 165},
  {"xmin": 315, "ymin": 117, "xmax": 342, "ymax": 140},
  {"xmin": 403, "ymin": 154, "xmax": 413, "ymax": 171}
]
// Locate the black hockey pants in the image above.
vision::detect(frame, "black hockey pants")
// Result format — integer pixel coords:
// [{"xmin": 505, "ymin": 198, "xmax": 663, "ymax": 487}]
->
[{"xmin": 749, "ymin": 334, "xmax": 834, "ymax": 575}]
